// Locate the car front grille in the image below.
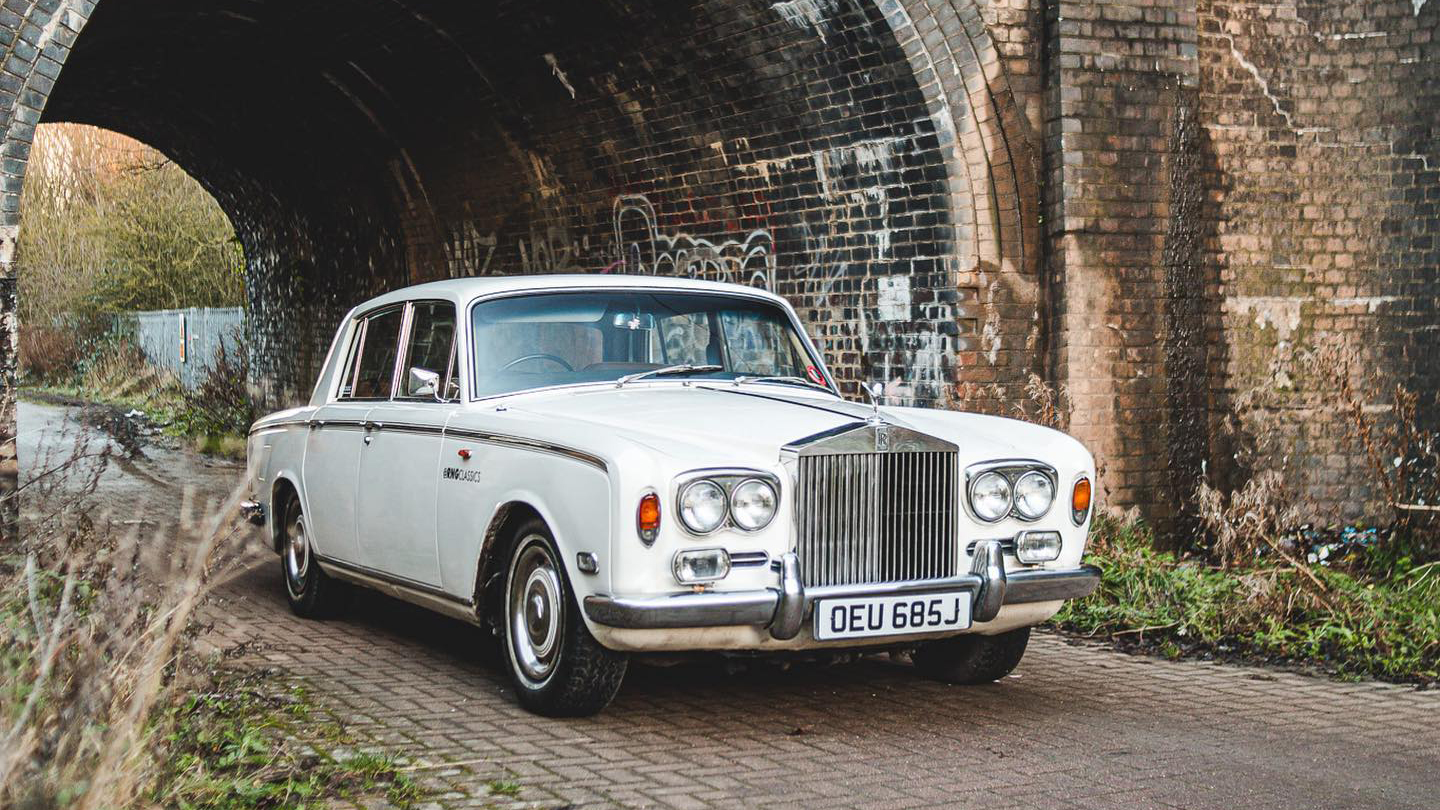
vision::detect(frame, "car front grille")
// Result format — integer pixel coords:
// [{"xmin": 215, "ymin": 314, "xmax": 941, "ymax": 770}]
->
[{"xmin": 794, "ymin": 450, "xmax": 959, "ymax": 587}]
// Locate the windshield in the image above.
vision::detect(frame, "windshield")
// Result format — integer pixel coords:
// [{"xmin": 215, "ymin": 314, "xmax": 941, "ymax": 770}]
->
[{"xmin": 469, "ymin": 291, "xmax": 829, "ymax": 398}]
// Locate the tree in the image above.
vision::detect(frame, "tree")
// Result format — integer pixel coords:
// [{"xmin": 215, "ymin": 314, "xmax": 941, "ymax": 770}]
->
[{"xmin": 17, "ymin": 123, "xmax": 243, "ymax": 326}]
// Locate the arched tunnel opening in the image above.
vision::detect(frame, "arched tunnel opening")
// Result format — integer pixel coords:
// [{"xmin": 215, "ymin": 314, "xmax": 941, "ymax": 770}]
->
[
  {"xmin": 40, "ymin": 0, "xmax": 965, "ymax": 408},
  {"xmin": 15, "ymin": 121, "xmax": 245, "ymax": 377}
]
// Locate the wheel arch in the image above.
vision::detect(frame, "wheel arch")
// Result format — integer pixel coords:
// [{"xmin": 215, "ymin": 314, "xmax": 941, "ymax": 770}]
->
[
  {"xmin": 269, "ymin": 474, "xmax": 303, "ymax": 553},
  {"xmin": 475, "ymin": 500, "xmax": 544, "ymax": 624}
]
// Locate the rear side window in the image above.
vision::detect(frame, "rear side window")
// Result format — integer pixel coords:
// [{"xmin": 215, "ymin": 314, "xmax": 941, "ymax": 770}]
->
[
  {"xmin": 399, "ymin": 301, "xmax": 457, "ymax": 400},
  {"xmin": 341, "ymin": 307, "xmax": 405, "ymax": 400}
]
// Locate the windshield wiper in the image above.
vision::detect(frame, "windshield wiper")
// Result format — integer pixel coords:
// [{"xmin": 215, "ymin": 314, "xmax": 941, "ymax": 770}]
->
[
  {"xmin": 732, "ymin": 375, "xmax": 834, "ymax": 394},
  {"xmin": 615, "ymin": 364, "xmax": 723, "ymax": 388}
]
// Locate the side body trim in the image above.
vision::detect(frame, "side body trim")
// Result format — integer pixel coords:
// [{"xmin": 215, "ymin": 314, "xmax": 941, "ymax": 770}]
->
[
  {"xmin": 445, "ymin": 427, "xmax": 608, "ymax": 471},
  {"xmin": 315, "ymin": 554, "xmax": 481, "ymax": 626}
]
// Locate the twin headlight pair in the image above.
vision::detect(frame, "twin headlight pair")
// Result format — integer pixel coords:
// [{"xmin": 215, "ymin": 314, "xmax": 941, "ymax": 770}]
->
[
  {"xmin": 968, "ymin": 465, "xmax": 1093, "ymax": 526},
  {"xmin": 969, "ymin": 468, "xmax": 1055, "ymax": 523},
  {"xmin": 677, "ymin": 475, "xmax": 778, "ymax": 534}
]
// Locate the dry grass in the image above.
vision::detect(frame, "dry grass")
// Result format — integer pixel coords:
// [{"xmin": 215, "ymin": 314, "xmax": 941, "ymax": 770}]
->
[
  {"xmin": 1, "ymin": 427, "xmax": 422, "ymax": 808},
  {"xmin": 959, "ymin": 372, "xmax": 1074, "ymax": 432},
  {"xmin": 0, "ymin": 431, "xmax": 251, "ymax": 809}
]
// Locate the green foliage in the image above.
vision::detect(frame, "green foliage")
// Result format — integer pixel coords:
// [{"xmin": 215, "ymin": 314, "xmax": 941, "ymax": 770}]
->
[
  {"xmin": 154, "ymin": 675, "xmax": 423, "ymax": 810},
  {"xmin": 1056, "ymin": 517, "xmax": 1440, "ymax": 684},
  {"xmin": 487, "ymin": 779, "xmax": 522, "ymax": 797},
  {"xmin": 172, "ymin": 336, "xmax": 258, "ymax": 439},
  {"xmin": 17, "ymin": 123, "xmax": 243, "ymax": 353}
]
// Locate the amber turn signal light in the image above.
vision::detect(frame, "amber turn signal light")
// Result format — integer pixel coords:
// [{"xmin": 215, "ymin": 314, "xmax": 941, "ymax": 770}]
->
[
  {"xmin": 637, "ymin": 492, "xmax": 661, "ymax": 545},
  {"xmin": 1071, "ymin": 477, "xmax": 1092, "ymax": 525}
]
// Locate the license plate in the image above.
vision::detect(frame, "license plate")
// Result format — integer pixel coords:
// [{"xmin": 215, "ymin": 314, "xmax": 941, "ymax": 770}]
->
[{"xmin": 812, "ymin": 591, "xmax": 972, "ymax": 641}]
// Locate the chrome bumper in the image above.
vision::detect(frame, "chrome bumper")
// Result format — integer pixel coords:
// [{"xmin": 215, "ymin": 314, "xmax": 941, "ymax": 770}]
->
[{"xmin": 583, "ymin": 540, "xmax": 1100, "ymax": 640}]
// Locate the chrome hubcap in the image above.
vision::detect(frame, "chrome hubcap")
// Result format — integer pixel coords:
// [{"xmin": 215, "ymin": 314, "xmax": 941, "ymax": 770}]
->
[
  {"xmin": 284, "ymin": 511, "xmax": 310, "ymax": 596},
  {"xmin": 509, "ymin": 536, "xmax": 562, "ymax": 685}
]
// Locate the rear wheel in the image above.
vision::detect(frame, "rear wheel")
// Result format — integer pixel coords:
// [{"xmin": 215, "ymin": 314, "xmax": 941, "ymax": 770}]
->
[
  {"xmin": 279, "ymin": 492, "xmax": 348, "ymax": 618},
  {"xmin": 503, "ymin": 519, "xmax": 627, "ymax": 716},
  {"xmin": 913, "ymin": 627, "xmax": 1030, "ymax": 684}
]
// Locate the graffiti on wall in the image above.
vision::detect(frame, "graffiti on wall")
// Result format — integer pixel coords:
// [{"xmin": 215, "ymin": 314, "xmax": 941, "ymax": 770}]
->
[
  {"xmin": 736, "ymin": 134, "xmax": 956, "ymax": 404},
  {"xmin": 442, "ymin": 194, "xmax": 777, "ymax": 290},
  {"xmin": 437, "ymin": 131, "xmax": 957, "ymax": 405},
  {"xmin": 610, "ymin": 195, "xmax": 775, "ymax": 289}
]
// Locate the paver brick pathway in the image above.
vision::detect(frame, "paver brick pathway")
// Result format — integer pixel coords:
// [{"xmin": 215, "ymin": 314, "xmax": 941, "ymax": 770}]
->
[{"xmin": 207, "ymin": 560, "xmax": 1440, "ymax": 809}]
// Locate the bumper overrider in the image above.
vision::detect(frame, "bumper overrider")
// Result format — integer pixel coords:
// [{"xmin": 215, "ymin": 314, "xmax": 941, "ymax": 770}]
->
[{"xmin": 583, "ymin": 539, "xmax": 1101, "ymax": 640}]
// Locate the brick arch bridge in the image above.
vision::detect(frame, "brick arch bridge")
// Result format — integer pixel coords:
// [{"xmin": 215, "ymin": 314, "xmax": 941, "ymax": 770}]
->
[{"xmin": 1, "ymin": 0, "xmax": 1436, "ymax": 538}]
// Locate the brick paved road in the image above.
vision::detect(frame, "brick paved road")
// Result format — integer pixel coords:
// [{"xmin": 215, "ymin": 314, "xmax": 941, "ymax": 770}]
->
[{"xmin": 205, "ymin": 558, "xmax": 1440, "ymax": 810}]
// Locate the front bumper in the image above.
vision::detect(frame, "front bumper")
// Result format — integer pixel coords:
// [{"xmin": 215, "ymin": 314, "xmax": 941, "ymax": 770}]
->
[{"xmin": 583, "ymin": 540, "xmax": 1100, "ymax": 640}]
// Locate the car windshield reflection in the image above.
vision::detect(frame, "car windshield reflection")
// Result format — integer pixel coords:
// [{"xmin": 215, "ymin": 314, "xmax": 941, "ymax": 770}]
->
[{"xmin": 470, "ymin": 291, "xmax": 828, "ymax": 398}]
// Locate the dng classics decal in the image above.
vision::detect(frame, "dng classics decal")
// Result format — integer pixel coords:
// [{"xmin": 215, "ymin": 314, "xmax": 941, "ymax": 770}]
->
[{"xmin": 442, "ymin": 467, "xmax": 482, "ymax": 483}]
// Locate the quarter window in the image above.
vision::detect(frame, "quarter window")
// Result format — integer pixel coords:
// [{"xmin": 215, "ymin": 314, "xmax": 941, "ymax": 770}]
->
[{"xmin": 344, "ymin": 307, "xmax": 405, "ymax": 400}]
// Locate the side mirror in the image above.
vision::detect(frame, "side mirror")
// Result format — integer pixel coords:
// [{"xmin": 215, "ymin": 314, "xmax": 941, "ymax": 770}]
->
[{"xmin": 408, "ymin": 366, "xmax": 440, "ymax": 398}]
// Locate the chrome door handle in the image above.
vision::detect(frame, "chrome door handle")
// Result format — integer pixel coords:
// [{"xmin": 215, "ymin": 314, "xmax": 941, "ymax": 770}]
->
[{"xmin": 363, "ymin": 434, "xmax": 373, "ymax": 445}]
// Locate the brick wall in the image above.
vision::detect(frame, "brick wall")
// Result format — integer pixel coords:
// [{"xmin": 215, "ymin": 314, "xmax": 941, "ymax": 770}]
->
[
  {"xmin": 1046, "ymin": 0, "xmax": 1201, "ymax": 529},
  {"xmin": 1194, "ymin": 0, "xmax": 1440, "ymax": 524},
  {"xmin": 0, "ymin": 0, "xmax": 1435, "ymax": 539},
  {"xmin": 391, "ymin": 0, "xmax": 962, "ymax": 406},
  {"xmin": 0, "ymin": 0, "xmax": 92, "ymax": 537}
]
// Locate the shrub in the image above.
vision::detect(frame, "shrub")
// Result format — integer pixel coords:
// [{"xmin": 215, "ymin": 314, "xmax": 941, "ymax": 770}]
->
[
  {"xmin": 175, "ymin": 335, "xmax": 256, "ymax": 439},
  {"xmin": 17, "ymin": 324, "xmax": 83, "ymax": 383},
  {"xmin": 74, "ymin": 329, "xmax": 179, "ymax": 405},
  {"xmin": 1057, "ymin": 517, "xmax": 1440, "ymax": 683}
]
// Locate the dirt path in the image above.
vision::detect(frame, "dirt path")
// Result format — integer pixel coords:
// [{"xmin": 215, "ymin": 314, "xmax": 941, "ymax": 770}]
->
[{"xmin": 17, "ymin": 398, "xmax": 247, "ymax": 530}]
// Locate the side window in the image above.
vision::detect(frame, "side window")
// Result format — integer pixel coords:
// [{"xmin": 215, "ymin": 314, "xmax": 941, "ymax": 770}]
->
[
  {"xmin": 400, "ymin": 301, "xmax": 458, "ymax": 400},
  {"xmin": 346, "ymin": 307, "xmax": 405, "ymax": 400}
]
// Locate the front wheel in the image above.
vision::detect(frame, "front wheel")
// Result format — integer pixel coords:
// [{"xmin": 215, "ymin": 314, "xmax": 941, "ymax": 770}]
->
[
  {"xmin": 913, "ymin": 626, "xmax": 1030, "ymax": 684},
  {"xmin": 503, "ymin": 519, "xmax": 628, "ymax": 716}
]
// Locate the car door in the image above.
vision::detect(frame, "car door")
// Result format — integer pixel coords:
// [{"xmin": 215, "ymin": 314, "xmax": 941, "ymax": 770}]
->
[
  {"xmin": 301, "ymin": 305, "xmax": 405, "ymax": 564},
  {"xmin": 354, "ymin": 300, "xmax": 458, "ymax": 586}
]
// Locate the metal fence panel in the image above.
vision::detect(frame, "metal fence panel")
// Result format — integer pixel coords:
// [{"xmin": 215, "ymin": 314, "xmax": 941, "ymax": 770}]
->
[{"xmin": 129, "ymin": 307, "xmax": 245, "ymax": 390}]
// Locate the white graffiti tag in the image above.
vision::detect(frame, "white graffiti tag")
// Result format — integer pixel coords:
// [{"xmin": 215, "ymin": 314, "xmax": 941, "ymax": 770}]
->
[{"xmin": 612, "ymin": 195, "xmax": 776, "ymax": 290}]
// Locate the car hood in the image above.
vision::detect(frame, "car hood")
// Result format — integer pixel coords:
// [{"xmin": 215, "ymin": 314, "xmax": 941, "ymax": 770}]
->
[{"xmin": 476, "ymin": 383, "xmax": 1079, "ymax": 469}]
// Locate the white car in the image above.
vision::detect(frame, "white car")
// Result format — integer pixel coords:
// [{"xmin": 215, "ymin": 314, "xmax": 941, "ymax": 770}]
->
[{"xmin": 243, "ymin": 275, "xmax": 1100, "ymax": 716}]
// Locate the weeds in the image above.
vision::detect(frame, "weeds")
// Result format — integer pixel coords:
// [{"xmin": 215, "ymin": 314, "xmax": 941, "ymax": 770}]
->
[
  {"xmin": 23, "ymin": 325, "xmax": 252, "ymax": 459},
  {"xmin": 1056, "ymin": 517, "xmax": 1440, "ymax": 684},
  {"xmin": 0, "ymin": 434, "xmax": 423, "ymax": 808},
  {"xmin": 153, "ymin": 673, "xmax": 422, "ymax": 810},
  {"xmin": 173, "ymin": 335, "xmax": 257, "ymax": 441},
  {"xmin": 486, "ymin": 779, "xmax": 522, "ymax": 798}
]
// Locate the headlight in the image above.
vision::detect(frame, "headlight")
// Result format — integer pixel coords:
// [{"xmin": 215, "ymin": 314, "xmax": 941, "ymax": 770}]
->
[
  {"xmin": 730, "ymin": 479, "xmax": 778, "ymax": 531},
  {"xmin": 678, "ymin": 480, "xmax": 728, "ymax": 534},
  {"xmin": 1013, "ymin": 471, "xmax": 1055, "ymax": 520},
  {"xmin": 969, "ymin": 471, "xmax": 1013, "ymax": 522}
]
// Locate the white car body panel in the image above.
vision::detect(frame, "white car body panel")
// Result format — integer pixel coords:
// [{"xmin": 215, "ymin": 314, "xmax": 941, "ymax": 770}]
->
[
  {"xmin": 246, "ymin": 274, "xmax": 1099, "ymax": 654},
  {"xmin": 356, "ymin": 401, "xmax": 449, "ymax": 585}
]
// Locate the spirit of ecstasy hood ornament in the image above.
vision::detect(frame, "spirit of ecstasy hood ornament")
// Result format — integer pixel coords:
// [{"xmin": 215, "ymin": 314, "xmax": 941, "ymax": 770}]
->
[{"xmin": 860, "ymin": 381, "xmax": 885, "ymax": 423}]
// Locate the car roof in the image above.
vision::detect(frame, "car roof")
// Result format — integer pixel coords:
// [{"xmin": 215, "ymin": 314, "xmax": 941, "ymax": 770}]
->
[{"xmin": 351, "ymin": 274, "xmax": 788, "ymax": 313}]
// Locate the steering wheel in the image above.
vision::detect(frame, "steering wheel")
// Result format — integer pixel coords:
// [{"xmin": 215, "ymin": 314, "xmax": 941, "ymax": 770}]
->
[{"xmin": 500, "ymin": 353, "xmax": 574, "ymax": 372}]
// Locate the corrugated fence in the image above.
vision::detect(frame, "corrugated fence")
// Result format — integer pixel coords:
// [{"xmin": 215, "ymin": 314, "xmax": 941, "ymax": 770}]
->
[{"xmin": 128, "ymin": 307, "xmax": 245, "ymax": 390}]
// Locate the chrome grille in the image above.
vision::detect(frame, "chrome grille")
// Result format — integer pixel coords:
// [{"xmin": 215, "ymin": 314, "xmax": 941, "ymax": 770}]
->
[{"xmin": 795, "ymin": 451, "xmax": 959, "ymax": 587}]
